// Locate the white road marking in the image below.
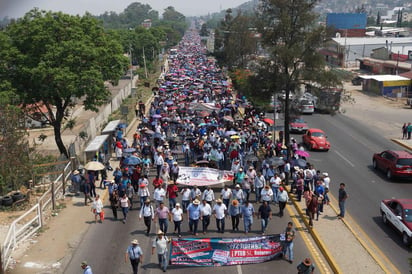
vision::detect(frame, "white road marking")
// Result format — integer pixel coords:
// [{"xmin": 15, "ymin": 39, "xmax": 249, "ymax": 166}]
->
[
  {"xmin": 334, "ymin": 150, "xmax": 355, "ymax": 167},
  {"xmin": 237, "ymin": 264, "xmax": 243, "ymax": 274}
]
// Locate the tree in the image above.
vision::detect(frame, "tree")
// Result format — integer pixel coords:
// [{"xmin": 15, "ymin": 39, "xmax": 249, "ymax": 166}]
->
[
  {"xmin": 200, "ymin": 23, "xmax": 209, "ymax": 36},
  {"xmin": 3, "ymin": 9, "xmax": 129, "ymax": 158},
  {"xmin": 257, "ymin": 0, "xmax": 340, "ymax": 155},
  {"xmin": 376, "ymin": 11, "xmax": 381, "ymax": 26}
]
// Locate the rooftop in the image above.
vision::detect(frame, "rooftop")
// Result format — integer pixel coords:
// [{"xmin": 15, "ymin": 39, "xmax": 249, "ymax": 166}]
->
[
  {"xmin": 332, "ymin": 37, "xmax": 412, "ymax": 46},
  {"xmin": 359, "ymin": 75, "xmax": 411, "ymax": 81}
]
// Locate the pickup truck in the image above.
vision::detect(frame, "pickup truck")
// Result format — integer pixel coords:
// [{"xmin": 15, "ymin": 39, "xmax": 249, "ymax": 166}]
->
[{"xmin": 380, "ymin": 198, "xmax": 412, "ymax": 246}]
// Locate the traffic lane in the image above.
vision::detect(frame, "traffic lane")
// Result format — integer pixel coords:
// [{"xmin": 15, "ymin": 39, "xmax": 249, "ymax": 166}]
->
[
  {"xmin": 64, "ymin": 200, "xmax": 313, "ymax": 274},
  {"xmin": 299, "ymin": 113, "xmax": 410, "ymax": 272}
]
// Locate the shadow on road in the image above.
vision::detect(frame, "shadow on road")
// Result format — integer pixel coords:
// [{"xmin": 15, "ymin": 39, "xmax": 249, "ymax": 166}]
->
[{"xmin": 371, "ymin": 216, "xmax": 410, "ymax": 251}]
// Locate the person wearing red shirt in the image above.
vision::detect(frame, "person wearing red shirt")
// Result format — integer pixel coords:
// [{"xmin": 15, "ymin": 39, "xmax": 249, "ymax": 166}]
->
[
  {"xmin": 153, "ymin": 176, "xmax": 163, "ymax": 188},
  {"xmin": 166, "ymin": 182, "xmax": 179, "ymax": 209}
]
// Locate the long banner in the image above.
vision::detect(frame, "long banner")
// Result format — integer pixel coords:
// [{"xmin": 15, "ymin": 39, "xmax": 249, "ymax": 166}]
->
[
  {"xmin": 176, "ymin": 167, "xmax": 234, "ymax": 186},
  {"xmin": 170, "ymin": 235, "xmax": 283, "ymax": 266}
]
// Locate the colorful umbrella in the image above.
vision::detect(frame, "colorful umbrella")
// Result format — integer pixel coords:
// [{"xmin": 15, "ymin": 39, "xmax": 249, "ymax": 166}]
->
[
  {"xmin": 295, "ymin": 150, "xmax": 310, "ymax": 158},
  {"xmin": 263, "ymin": 118, "xmax": 275, "ymax": 125},
  {"xmin": 84, "ymin": 161, "xmax": 105, "ymax": 171}
]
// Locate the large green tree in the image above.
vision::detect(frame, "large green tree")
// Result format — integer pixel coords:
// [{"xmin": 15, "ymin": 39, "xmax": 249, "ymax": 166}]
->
[
  {"xmin": 258, "ymin": 0, "xmax": 340, "ymax": 153},
  {"xmin": 4, "ymin": 9, "xmax": 129, "ymax": 158}
]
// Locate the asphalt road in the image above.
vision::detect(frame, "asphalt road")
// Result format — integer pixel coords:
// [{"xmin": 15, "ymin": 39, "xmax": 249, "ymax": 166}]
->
[
  {"xmin": 63, "ymin": 188, "xmax": 315, "ymax": 274},
  {"xmin": 292, "ymin": 112, "xmax": 411, "ymax": 273}
]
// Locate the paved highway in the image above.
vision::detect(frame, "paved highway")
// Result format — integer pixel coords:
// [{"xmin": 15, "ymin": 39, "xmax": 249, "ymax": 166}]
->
[
  {"xmin": 293, "ymin": 112, "xmax": 411, "ymax": 273},
  {"xmin": 63, "ymin": 186, "xmax": 320, "ymax": 274}
]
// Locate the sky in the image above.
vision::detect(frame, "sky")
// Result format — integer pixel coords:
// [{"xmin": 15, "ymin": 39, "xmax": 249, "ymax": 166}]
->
[{"xmin": 0, "ymin": 0, "xmax": 248, "ymax": 19}]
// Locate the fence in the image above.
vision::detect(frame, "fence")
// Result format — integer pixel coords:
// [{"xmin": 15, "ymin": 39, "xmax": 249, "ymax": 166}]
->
[{"xmin": 1, "ymin": 160, "xmax": 72, "ymax": 272}]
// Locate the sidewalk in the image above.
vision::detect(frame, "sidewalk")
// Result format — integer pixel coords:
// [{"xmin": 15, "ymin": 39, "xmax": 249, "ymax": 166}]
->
[{"xmin": 391, "ymin": 138, "xmax": 412, "ymax": 151}]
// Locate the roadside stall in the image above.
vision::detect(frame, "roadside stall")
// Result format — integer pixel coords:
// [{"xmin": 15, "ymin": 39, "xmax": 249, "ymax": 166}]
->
[
  {"xmin": 83, "ymin": 134, "xmax": 109, "ymax": 164},
  {"xmin": 101, "ymin": 119, "xmax": 121, "ymax": 155}
]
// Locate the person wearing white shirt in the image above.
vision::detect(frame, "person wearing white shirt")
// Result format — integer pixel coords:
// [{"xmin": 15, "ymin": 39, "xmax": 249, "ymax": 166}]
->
[
  {"xmin": 191, "ymin": 186, "xmax": 202, "ymax": 201},
  {"xmin": 232, "ymin": 185, "xmax": 245, "ymax": 204},
  {"xmin": 220, "ymin": 186, "xmax": 232, "ymax": 208},
  {"xmin": 138, "ymin": 184, "xmax": 151, "ymax": 209},
  {"xmin": 270, "ymin": 174, "xmax": 282, "ymax": 203},
  {"xmin": 171, "ymin": 203, "xmax": 184, "ymax": 237},
  {"xmin": 153, "ymin": 186, "xmax": 166, "ymax": 208},
  {"xmin": 154, "ymin": 152, "xmax": 164, "ymax": 177},
  {"xmin": 139, "ymin": 198, "xmax": 154, "ymax": 235},
  {"xmin": 180, "ymin": 187, "xmax": 191, "ymax": 212},
  {"xmin": 202, "ymin": 186, "xmax": 215, "ymax": 205},
  {"xmin": 91, "ymin": 195, "xmax": 104, "ymax": 223},
  {"xmin": 260, "ymin": 185, "xmax": 274, "ymax": 202},
  {"xmin": 213, "ymin": 199, "xmax": 227, "ymax": 233},
  {"xmin": 254, "ymin": 172, "xmax": 266, "ymax": 202},
  {"xmin": 200, "ymin": 200, "xmax": 212, "ymax": 234}
]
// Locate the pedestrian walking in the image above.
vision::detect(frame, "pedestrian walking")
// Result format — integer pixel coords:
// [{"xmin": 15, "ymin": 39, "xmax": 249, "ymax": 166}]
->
[
  {"xmin": 402, "ymin": 123, "xmax": 408, "ymax": 139},
  {"xmin": 241, "ymin": 200, "xmax": 255, "ymax": 234},
  {"xmin": 229, "ymin": 199, "xmax": 241, "ymax": 232},
  {"xmin": 119, "ymin": 193, "xmax": 131, "ymax": 223},
  {"xmin": 125, "ymin": 239, "xmax": 143, "ymax": 274},
  {"xmin": 200, "ymin": 199, "xmax": 212, "ymax": 234},
  {"xmin": 153, "ymin": 185, "xmax": 166, "ymax": 208},
  {"xmin": 257, "ymin": 200, "xmax": 272, "ymax": 235},
  {"xmin": 260, "ymin": 185, "xmax": 273, "ymax": 203},
  {"xmin": 109, "ymin": 189, "xmax": 119, "ymax": 219},
  {"xmin": 81, "ymin": 261, "xmax": 93, "ymax": 274},
  {"xmin": 307, "ymin": 193, "xmax": 318, "ymax": 227},
  {"xmin": 171, "ymin": 203, "xmax": 183, "ymax": 237},
  {"xmin": 278, "ymin": 187, "xmax": 289, "ymax": 217},
  {"xmin": 154, "ymin": 202, "xmax": 170, "ymax": 234},
  {"xmin": 138, "ymin": 183, "xmax": 150, "ymax": 209},
  {"xmin": 180, "ymin": 186, "xmax": 191, "ymax": 212},
  {"xmin": 297, "ymin": 257, "xmax": 315, "ymax": 274},
  {"xmin": 187, "ymin": 199, "xmax": 201, "ymax": 235},
  {"xmin": 232, "ymin": 184, "xmax": 245, "ymax": 205},
  {"xmin": 139, "ymin": 198, "xmax": 154, "ymax": 235},
  {"xmin": 220, "ymin": 185, "xmax": 232, "ymax": 208},
  {"xmin": 270, "ymin": 173, "xmax": 281, "ymax": 203},
  {"xmin": 152, "ymin": 230, "xmax": 170, "ymax": 272},
  {"xmin": 126, "ymin": 182, "xmax": 135, "ymax": 209},
  {"xmin": 254, "ymin": 172, "xmax": 266, "ymax": 202},
  {"xmin": 166, "ymin": 181, "xmax": 179, "ymax": 209},
  {"xmin": 338, "ymin": 183, "xmax": 348, "ymax": 219},
  {"xmin": 282, "ymin": 222, "xmax": 296, "ymax": 264},
  {"xmin": 213, "ymin": 199, "xmax": 227, "ymax": 233},
  {"xmin": 202, "ymin": 185, "xmax": 215, "ymax": 205},
  {"xmin": 91, "ymin": 194, "xmax": 104, "ymax": 223}
]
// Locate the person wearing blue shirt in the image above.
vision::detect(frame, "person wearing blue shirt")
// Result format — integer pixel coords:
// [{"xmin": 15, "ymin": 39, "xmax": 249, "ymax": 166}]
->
[
  {"xmin": 113, "ymin": 168, "xmax": 123, "ymax": 184},
  {"xmin": 315, "ymin": 181, "xmax": 325, "ymax": 214},
  {"xmin": 125, "ymin": 239, "xmax": 143, "ymax": 274},
  {"xmin": 104, "ymin": 180, "xmax": 118, "ymax": 199},
  {"xmin": 241, "ymin": 200, "xmax": 255, "ymax": 234},
  {"xmin": 187, "ymin": 199, "xmax": 201, "ymax": 236},
  {"xmin": 81, "ymin": 261, "xmax": 93, "ymax": 274}
]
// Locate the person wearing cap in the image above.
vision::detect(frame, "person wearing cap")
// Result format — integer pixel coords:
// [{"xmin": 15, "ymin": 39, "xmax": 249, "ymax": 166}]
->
[
  {"xmin": 246, "ymin": 166, "xmax": 257, "ymax": 192},
  {"xmin": 278, "ymin": 187, "xmax": 289, "ymax": 217},
  {"xmin": 297, "ymin": 257, "xmax": 315, "ymax": 273},
  {"xmin": 241, "ymin": 200, "xmax": 255, "ymax": 234},
  {"xmin": 229, "ymin": 199, "xmax": 241, "ymax": 232},
  {"xmin": 202, "ymin": 185, "xmax": 215, "ymax": 205},
  {"xmin": 213, "ymin": 199, "xmax": 227, "ymax": 233},
  {"xmin": 220, "ymin": 185, "xmax": 232, "ymax": 208},
  {"xmin": 234, "ymin": 167, "xmax": 245, "ymax": 187},
  {"xmin": 81, "ymin": 261, "xmax": 93, "ymax": 274},
  {"xmin": 232, "ymin": 184, "xmax": 245, "ymax": 205},
  {"xmin": 200, "ymin": 199, "xmax": 212, "ymax": 234},
  {"xmin": 70, "ymin": 170, "xmax": 81, "ymax": 194},
  {"xmin": 261, "ymin": 185, "xmax": 274, "ymax": 203},
  {"xmin": 152, "ymin": 230, "xmax": 170, "ymax": 272},
  {"xmin": 187, "ymin": 199, "xmax": 201, "ymax": 235},
  {"xmin": 254, "ymin": 172, "xmax": 266, "ymax": 203},
  {"xmin": 125, "ymin": 239, "xmax": 143, "ymax": 274},
  {"xmin": 231, "ymin": 160, "xmax": 241, "ymax": 184},
  {"xmin": 154, "ymin": 202, "xmax": 170, "ymax": 234},
  {"xmin": 322, "ymin": 172, "xmax": 330, "ymax": 189},
  {"xmin": 171, "ymin": 203, "xmax": 184, "ymax": 237},
  {"xmin": 241, "ymin": 175, "xmax": 252, "ymax": 202},
  {"xmin": 104, "ymin": 180, "xmax": 118, "ymax": 200},
  {"xmin": 139, "ymin": 198, "xmax": 154, "ymax": 235},
  {"xmin": 170, "ymin": 161, "xmax": 180, "ymax": 182},
  {"xmin": 257, "ymin": 200, "xmax": 272, "ymax": 235}
]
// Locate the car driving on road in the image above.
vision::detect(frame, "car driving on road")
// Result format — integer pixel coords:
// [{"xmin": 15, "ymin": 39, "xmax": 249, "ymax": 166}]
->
[
  {"xmin": 372, "ymin": 150, "xmax": 412, "ymax": 180},
  {"xmin": 380, "ymin": 198, "xmax": 412, "ymax": 245},
  {"xmin": 289, "ymin": 117, "xmax": 309, "ymax": 133},
  {"xmin": 302, "ymin": 128, "xmax": 330, "ymax": 151}
]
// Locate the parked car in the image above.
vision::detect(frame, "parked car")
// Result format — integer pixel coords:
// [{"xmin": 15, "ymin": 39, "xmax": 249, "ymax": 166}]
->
[
  {"xmin": 289, "ymin": 117, "xmax": 309, "ymax": 133},
  {"xmin": 302, "ymin": 128, "xmax": 330, "ymax": 151},
  {"xmin": 295, "ymin": 99, "xmax": 315, "ymax": 114},
  {"xmin": 380, "ymin": 198, "xmax": 412, "ymax": 245},
  {"xmin": 372, "ymin": 150, "xmax": 412, "ymax": 180}
]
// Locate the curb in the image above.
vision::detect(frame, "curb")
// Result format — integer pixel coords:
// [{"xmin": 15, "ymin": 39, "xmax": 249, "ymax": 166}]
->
[
  {"xmin": 391, "ymin": 138, "xmax": 412, "ymax": 151},
  {"xmin": 327, "ymin": 195, "xmax": 400, "ymax": 274},
  {"xmin": 285, "ymin": 186, "xmax": 342, "ymax": 274}
]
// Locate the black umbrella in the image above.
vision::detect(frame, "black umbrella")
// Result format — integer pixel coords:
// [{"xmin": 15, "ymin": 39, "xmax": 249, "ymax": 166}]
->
[{"xmin": 295, "ymin": 158, "xmax": 307, "ymax": 168}]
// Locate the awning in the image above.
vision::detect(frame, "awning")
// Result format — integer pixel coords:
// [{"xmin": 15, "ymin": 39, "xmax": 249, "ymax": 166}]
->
[
  {"xmin": 84, "ymin": 135, "xmax": 109, "ymax": 152},
  {"xmin": 101, "ymin": 120, "xmax": 121, "ymax": 134}
]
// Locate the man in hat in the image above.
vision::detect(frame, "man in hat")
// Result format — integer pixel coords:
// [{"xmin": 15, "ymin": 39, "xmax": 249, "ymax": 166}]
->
[
  {"xmin": 70, "ymin": 170, "xmax": 81, "ymax": 194},
  {"xmin": 213, "ymin": 199, "xmax": 227, "ymax": 233},
  {"xmin": 170, "ymin": 161, "xmax": 180, "ymax": 182},
  {"xmin": 81, "ymin": 261, "xmax": 93, "ymax": 274},
  {"xmin": 139, "ymin": 198, "xmax": 154, "ymax": 235},
  {"xmin": 152, "ymin": 230, "xmax": 170, "ymax": 272},
  {"xmin": 229, "ymin": 199, "xmax": 241, "ymax": 232},
  {"xmin": 297, "ymin": 257, "xmax": 315, "ymax": 273},
  {"xmin": 187, "ymin": 199, "xmax": 201, "ymax": 235},
  {"xmin": 278, "ymin": 187, "xmax": 289, "ymax": 217},
  {"xmin": 232, "ymin": 184, "xmax": 245, "ymax": 205},
  {"xmin": 125, "ymin": 239, "xmax": 143, "ymax": 274}
]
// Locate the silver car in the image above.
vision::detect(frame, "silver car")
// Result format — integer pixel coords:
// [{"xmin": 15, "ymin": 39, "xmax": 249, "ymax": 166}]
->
[{"xmin": 297, "ymin": 99, "xmax": 315, "ymax": 114}]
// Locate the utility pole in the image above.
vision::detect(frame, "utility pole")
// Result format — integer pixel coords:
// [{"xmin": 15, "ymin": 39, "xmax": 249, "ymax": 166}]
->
[
  {"xmin": 142, "ymin": 46, "xmax": 148, "ymax": 79},
  {"xmin": 129, "ymin": 44, "xmax": 134, "ymax": 96}
]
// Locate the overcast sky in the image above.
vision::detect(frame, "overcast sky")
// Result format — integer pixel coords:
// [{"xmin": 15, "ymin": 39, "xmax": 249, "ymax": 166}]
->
[{"xmin": 0, "ymin": 0, "xmax": 248, "ymax": 19}]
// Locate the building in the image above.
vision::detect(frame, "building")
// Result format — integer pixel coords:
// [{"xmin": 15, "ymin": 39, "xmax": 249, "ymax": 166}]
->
[
  {"xmin": 358, "ymin": 75, "xmax": 411, "ymax": 97},
  {"xmin": 326, "ymin": 13, "xmax": 367, "ymax": 37},
  {"xmin": 141, "ymin": 19, "xmax": 152, "ymax": 29}
]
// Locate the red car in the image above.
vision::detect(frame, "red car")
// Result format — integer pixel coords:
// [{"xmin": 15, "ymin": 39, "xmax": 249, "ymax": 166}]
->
[
  {"xmin": 380, "ymin": 198, "xmax": 412, "ymax": 245},
  {"xmin": 302, "ymin": 128, "xmax": 330, "ymax": 151},
  {"xmin": 289, "ymin": 117, "xmax": 309, "ymax": 133},
  {"xmin": 372, "ymin": 150, "xmax": 412, "ymax": 180}
]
